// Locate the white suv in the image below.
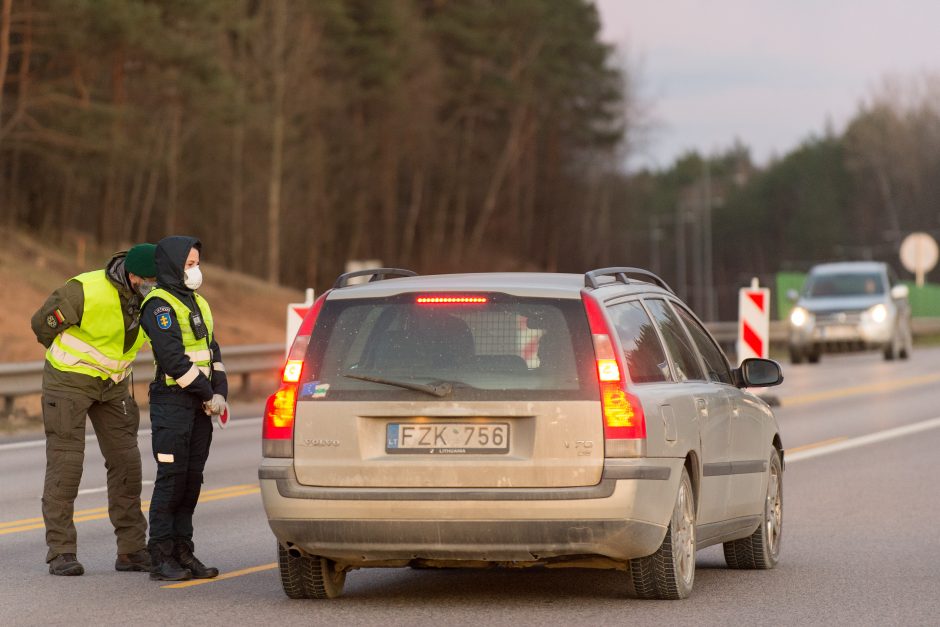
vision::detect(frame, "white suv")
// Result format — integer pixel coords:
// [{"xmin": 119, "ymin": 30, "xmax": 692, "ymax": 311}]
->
[{"xmin": 260, "ymin": 267, "xmax": 784, "ymax": 600}]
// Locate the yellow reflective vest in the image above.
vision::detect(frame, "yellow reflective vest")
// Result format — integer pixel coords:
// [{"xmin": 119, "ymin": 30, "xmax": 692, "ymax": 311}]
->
[
  {"xmin": 142, "ymin": 288, "xmax": 214, "ymax": 387},
  {"xmin": 46, "ymin": 270, "xmax": 146, "ymax": 383}
]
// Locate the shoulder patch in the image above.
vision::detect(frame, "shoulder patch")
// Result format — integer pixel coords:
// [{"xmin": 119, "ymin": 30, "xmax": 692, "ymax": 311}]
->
[
  {"xmin": 153, "ymin": 305, "xmax": 172, "ymax": 315},
  {"xmin": 46, "ymin": 314, "xmax": 58, "ymax": 329},
  {"xmin": 155, "ymin": 310, "xmax": 173, "ymax": 330}
]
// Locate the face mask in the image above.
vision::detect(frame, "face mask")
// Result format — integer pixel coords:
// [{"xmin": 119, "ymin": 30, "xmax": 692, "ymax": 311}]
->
[
  {"xmin": 184, "ymin": 265, "xmax": 203, "ymax": 290},
  {"xmin": 137, "ymin": 280, "xmax": 157, "ymax": 297}
]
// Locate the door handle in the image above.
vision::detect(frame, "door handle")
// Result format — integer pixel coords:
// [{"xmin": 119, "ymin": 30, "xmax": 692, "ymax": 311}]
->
[{"xmin": 696, "ymin": 398, "xmax": 708, "ymax": 418}]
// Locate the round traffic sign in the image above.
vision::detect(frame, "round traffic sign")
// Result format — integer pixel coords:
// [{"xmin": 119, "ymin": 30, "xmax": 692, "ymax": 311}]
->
[{"xmin": 899, "ymin": 232, "xmax": 938, "ymax": 274}]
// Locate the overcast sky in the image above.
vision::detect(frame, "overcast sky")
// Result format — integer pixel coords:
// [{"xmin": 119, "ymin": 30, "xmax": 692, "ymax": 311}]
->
[{"xmin": 595, "ymin": 0, "xmax": 940, "ymax": 170}]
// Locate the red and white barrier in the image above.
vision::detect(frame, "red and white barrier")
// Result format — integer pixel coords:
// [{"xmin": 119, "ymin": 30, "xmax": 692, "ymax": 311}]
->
[{"xmin": 737, "ymin": 278, "xmax": 770, "ymax": 363}]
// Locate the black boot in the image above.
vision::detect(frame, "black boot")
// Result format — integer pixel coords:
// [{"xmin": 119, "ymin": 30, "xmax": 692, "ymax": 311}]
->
[
  {"xmin": 174, "ymin": 538, "xmax": 219, "ymax": 579},
  {"xmin": 149, "ymin": 540, "xmax": 192, "ymax": 581}
]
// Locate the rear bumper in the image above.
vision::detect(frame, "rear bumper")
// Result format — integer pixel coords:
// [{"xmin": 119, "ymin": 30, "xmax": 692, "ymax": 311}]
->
[{"xmin": 259, "ymin": 457, "xmax": 683, "ymax": 562}]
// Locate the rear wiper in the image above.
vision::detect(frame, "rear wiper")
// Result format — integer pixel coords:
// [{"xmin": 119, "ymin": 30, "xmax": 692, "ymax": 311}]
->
[{"xmin": 342, "ymin": 373, "xmax": 454, "ymax": 398}]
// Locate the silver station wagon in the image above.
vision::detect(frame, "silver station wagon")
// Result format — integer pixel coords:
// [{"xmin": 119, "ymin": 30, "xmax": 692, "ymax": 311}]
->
[{"xmin": 260, "ymin": 268, "xmax": 785, "ymax": 600}]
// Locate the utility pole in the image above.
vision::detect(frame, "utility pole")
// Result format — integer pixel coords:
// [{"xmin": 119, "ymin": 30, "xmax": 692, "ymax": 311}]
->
[
  {"xmin": 676, "ymin": 203, "xmax": 687, "ymax": 301},
  {"xmin": 703, "ymin": 159, "xmax": 716, "ymax": 321},
  {"xmin": 650, "ymin": 214, "xmax": 662, "ymax": 275}
]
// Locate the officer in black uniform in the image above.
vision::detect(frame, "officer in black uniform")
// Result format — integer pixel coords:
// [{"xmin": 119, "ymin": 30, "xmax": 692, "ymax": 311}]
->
[{"xmin": 140, "ymin": 236, "xmax": 227, "ymax": 581}]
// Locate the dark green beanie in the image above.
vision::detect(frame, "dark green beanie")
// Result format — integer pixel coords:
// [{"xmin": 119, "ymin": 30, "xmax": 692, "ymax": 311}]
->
[{"xmin": 125, "ymin": 243, "xmax": 157, "ymax": 278}]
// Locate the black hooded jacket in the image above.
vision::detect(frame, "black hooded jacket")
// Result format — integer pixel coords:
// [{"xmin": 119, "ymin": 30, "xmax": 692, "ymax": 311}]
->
[{"xmin": 140, "ymin": 236, "xmax": 227, "ymax": 407}]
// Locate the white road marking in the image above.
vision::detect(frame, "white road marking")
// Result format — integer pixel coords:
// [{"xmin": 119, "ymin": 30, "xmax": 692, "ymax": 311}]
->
[
  {"xmin": 0, "ymin": 417, "xmax": 262, "ymax": 452},
  {"xmin": 787, "ymin": 415, "xmax": 940, "ymax": 463}
]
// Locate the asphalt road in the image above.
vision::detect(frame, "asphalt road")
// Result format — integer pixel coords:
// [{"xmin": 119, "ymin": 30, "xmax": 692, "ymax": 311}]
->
[{"xmin": 2, "ymin": 347, "xmax": 939, "ymax": 626}]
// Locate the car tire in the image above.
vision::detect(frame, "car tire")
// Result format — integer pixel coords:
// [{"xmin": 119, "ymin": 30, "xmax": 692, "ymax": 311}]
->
[
  {"xmin": 626, "ymin": 468, "xmax": 695, "ymax": 600},
  {"xmin": 788, "ymin": 348, "xmax": 803, "ymax": 365},
  {"xmin": 807, "ymin": 350, "xmax": 820, "ymax": 364},
  {"xmin": 278, "ymin": 543, "xmax": 346, "ymax": 599},
  {"xmin": 723, "ymin": 451, "xmax": 783, "ymax": 570}
]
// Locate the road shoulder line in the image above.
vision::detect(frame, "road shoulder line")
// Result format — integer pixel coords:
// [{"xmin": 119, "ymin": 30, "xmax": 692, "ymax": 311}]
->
[{"xmin": 787, "ymin": 415, "xmax": 940, "ymax": 463}]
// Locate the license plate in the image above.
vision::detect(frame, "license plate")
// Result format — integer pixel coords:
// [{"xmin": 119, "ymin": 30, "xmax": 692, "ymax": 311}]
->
[
  {"xmin": 386, "ymin": 423, "xmax": 510, "ymax": 454},
  {"xmin": 818, "ymin": 325, "xmax": 856, "ymax": 340}
]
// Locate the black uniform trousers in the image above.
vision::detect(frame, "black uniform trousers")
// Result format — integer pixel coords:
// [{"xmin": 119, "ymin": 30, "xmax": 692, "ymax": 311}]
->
[{"xmin": 148, "ymin": 403, "xmax": 213, "ymax": 546}]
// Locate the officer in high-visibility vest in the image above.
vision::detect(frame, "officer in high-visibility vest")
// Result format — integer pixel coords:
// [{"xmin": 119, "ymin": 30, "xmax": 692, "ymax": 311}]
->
[
  {"xmin": 30, "ymin": 244, "xmax": 157, "ymax": 576},
  {"xmin": 140, "ymin": 235, "xmax": 227, "ymax": 581}
]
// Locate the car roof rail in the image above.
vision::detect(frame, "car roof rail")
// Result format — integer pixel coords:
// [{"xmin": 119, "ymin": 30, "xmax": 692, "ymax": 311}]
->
[
  {"xmin": 584, "ymin": 267, "xmax": 674, "ymax": 293},
  {"xmin": 332, "ymin": 268, "xmax": 418, "ymax": 289}
]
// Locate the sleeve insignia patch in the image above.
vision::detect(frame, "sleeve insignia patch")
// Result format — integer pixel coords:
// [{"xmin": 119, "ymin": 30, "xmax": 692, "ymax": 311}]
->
[
  {"xmin": 156, "ymin": 311, "xmax": 173, "ymax": 330},
  {"xmin": 46, "ymin": 314, "xmax": 58, "ymax": 328},
  {"xmin": 153, "ymin": 305, "xmax": 172, "ymax": 315}
]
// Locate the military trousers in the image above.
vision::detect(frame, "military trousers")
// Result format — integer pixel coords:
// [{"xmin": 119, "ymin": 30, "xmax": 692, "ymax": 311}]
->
[
  {"xmin": 41, "ymin": 383, "xmax": 148, "ymax": 562},
  {"xmin": 147, "ymin": 403, "xmax": 213, "ymax": 546}
]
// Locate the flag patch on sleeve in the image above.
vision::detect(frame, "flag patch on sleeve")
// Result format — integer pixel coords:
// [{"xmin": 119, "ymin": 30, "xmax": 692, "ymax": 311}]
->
[{"xmin": 46, "ymin": 309, "xmax": 66, "ymax": 328}]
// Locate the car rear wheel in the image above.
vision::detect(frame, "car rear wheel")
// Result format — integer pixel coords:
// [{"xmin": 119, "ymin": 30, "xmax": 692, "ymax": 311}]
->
[
  {"xmin": 806, "ymin": 349, "xmax": 820, "ymax": 364},
  {"xmin": 278, "ymin": 543, "xmax": 346, "ymax": 599},
  {"xmin": 626, "ymin": 468, "xmax": 695, "ymax": 600},
  {"xmin": 723, "ymin": 451, "xmax": 782, "ymax": 569},
  {"xmin": 788, "ymin": 348, "xmax": 803, "ymax": 365}
]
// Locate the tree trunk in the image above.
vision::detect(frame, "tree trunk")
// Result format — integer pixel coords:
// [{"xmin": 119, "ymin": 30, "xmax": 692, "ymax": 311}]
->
[
  {"xmin": 380, "ymin": 121, "xmax": 399, "ymax": 263},
  {"xmin": 469, "ymin": 105, "xmax": 529, "ymax": 251},
  {"xmin": 401, "ymin": 167, "xmax": 424, "ymax": 265},
  {"xmin": 449, "ymin": 114, "xmax": 475, "ymax": 265},
  {"xmin": 100, "ymin": 45, "xmax": 127, "ymax": 246},
  {"xmin": 266, "ymin": 0, "xmax": 287, "ymax": 283},
  {"xmin": 136, "ymin": 118, "xmax": 167, "ymax": 242},
  {"xmin": 165, "ymin": 97, "xmax": 182, "ymax": 235},
  {"xmin": 0, "ymin": 0, "xmax": 13, "ymax": 135}
]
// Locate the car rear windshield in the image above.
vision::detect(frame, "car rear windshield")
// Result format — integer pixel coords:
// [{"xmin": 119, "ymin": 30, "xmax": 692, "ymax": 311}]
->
[
  {"xmin": 300, "ymin": 294, "xmax": 598, "ymax": 401},
  {"xmin": 805, "ymin": 272, "xmax": 884, "ymax": 297}
]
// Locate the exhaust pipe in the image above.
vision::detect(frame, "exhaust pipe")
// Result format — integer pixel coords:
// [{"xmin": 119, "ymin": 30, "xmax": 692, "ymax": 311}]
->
[{"xmin": 287, "ymin": 545, "xmax": 304, "ymax": 558}]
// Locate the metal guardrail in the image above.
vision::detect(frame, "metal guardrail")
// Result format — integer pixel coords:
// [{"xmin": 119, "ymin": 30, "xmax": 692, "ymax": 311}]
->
[
  {"xmin": 0, "ymin": 343, "xmax": 284, "ymax": 413},
  {"xmin": 3, "ymin": 318, "xmax": 940, "ymax": 412}
]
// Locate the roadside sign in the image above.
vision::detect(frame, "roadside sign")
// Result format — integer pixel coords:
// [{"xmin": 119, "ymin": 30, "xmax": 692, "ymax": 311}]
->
[
  {"xmin": 737, "ymin": 278, "xmax": 770, "ymax": 364},
  {"xmin": 899, "ymin": 232, "xmax": 938, "ymax": 287},
  {"xmin": 286, "ymin": 288, "xmax": 315, "ymax": 357}
]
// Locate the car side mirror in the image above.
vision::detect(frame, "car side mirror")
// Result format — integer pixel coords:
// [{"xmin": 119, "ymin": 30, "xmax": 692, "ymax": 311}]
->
[
  {"xmin": 890, "ymin": 284, "xmax": 909, "ymax": 300},
  {"xmin": 786, "ymin": 288, "xmax": 799, "ymax": 302},
  {"xmin": 735, "ymin": 358, "xmax": 784, "ymax": 388}
]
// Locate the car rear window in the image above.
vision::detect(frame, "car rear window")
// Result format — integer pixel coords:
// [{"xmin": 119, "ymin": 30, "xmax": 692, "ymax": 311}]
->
[{"xmin": 300, "ymin": 294, "xmax": 598, "ymax": 401}]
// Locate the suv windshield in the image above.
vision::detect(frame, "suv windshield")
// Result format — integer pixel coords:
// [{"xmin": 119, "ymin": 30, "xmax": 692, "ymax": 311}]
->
[
  {"xmin": 805, "ymin": 272, "xmax": 884, "ymax": 298},
  {"xmin": 301, "ymin": 294, "xmax": 596, "ymax": 400}
]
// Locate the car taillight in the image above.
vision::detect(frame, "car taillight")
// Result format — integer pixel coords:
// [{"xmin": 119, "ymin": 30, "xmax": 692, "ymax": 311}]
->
[
  {"xmin": 262, "ymin": 291, "xmax": 329, "ymax": 458},
  {"xmin": 582, "ymin": 292, "xmax": 647, "ymax": 457}
]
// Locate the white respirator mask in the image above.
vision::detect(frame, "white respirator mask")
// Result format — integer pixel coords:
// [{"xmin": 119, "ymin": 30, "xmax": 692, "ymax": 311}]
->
[{"xmin": 183, "ymin": 265, "xmax": 203, "ymax": 290}]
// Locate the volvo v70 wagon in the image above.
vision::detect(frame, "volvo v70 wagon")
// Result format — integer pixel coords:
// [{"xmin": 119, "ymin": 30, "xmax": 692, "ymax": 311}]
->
[{"xmin": 260, "ymin": 267, "xmax": 784, "ymax": 600}]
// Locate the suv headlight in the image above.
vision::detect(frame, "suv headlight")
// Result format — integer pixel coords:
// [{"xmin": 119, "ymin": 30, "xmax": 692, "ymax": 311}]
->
[
  {"xmin": 790, "ymin": 307, "xmax": 810, "ymax": 327},
  {"xmin": 867, "ymin": 303, "xmax": 888, "ymax": 324}
]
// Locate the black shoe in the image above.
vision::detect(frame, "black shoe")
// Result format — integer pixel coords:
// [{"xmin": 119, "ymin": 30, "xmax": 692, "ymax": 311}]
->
[
  {"xmin": 178, "ymin": 554, "xmax": 219, "ymax": 579},
  {"xmin": 49, "ymin": 553, "xmax": 84, "ymax": 576},
  {"xmin": 116, "ymin": 549, "xmax": 151, "ymax": 572},
  {"xmin": 174, "ymin": 538, "xmax": 219, "ymax": 579},
  {"xmin": 149, "ymin": 556, "xmax": 192, "ymax": 581}
]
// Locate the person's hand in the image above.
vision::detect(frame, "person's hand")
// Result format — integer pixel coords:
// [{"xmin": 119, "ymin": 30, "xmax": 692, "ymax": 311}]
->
[{"xmin": 203, "ymin": 393, "xmax": 226, "ymax": 415}]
